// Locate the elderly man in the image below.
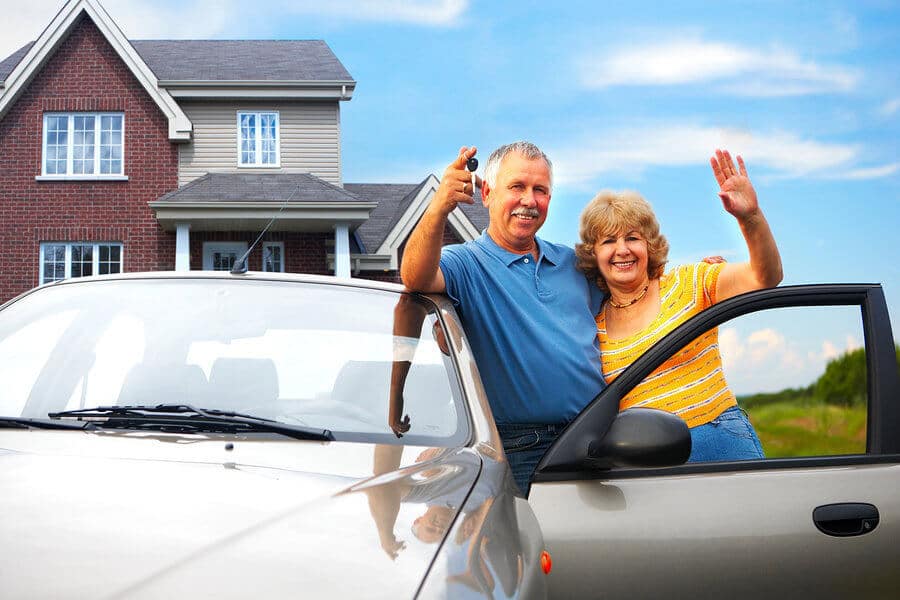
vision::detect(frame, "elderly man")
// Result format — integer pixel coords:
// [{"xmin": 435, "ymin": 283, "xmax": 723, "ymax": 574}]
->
[{"xmin": 401, "ymin": 141, "xmax": 605, "ymax": 495}]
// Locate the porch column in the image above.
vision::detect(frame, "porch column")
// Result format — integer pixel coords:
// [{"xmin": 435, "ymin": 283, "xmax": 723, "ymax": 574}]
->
[
  {"xmin": 175, "ymin": 223, "xmax": 191, "ymax": 271},
  {"xmin": 334, "ymin": 223, "xmax": 351, "ymax": 278}
]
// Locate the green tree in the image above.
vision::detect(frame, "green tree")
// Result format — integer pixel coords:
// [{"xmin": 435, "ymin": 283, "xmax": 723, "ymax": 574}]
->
[
  {"xmin": 815, "ymin": 348, "xmax": 867, "ymax": 406},
  {"xmin": 814, "ymin": 345, "xmax": 900, "ymax": 406}
]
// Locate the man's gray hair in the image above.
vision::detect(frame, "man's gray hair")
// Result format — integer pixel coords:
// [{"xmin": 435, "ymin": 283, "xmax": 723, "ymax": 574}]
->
[{"xmin": 483, "ymin": 141, "xmax": 553, "ymax": 191}]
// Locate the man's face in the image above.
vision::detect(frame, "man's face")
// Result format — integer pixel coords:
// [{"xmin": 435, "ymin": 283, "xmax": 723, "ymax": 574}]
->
[{"xmin": 482, "ymin": 152, "xmax": 552, "ymax": 253}]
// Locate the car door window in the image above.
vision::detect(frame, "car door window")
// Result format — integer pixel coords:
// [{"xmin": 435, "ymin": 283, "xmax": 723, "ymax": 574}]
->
[{"xmin": 710, "ymin": 305, "xmax": 868, "ymax": 459}]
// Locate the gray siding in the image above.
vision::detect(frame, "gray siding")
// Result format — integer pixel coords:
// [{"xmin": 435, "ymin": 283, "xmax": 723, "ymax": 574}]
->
[{"xmin": 177, "ymin": 101, "xmax": 342, "ymax": 187}]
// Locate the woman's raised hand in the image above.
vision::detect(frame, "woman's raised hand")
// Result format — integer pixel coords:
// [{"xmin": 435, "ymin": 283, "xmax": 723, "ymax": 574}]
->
[{"xmin": 710, "ymin": 149, "xmax": 758, "ymax": 220}]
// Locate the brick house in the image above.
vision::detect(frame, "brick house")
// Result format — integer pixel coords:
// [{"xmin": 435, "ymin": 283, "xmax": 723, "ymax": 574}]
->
[{"xmin": 0, "ymin": 0, "xmax": 486, "ymax": 303}]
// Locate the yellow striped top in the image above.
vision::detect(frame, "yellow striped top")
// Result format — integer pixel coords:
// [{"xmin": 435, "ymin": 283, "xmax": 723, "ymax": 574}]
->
[{"xmin": 596, "ymin": 262, "xmax": 736, "ymax": 427}]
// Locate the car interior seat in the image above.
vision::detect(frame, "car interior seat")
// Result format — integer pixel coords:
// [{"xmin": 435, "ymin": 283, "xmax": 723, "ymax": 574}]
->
[{"xmin": 208, "ymin": 357, "xmax": 280, "ymax": 413}]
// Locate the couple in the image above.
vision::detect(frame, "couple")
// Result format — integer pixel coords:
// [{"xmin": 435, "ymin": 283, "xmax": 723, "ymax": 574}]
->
[{"xmin": 401, "ymin": 141, "xmax": 782, "ymax": 495}]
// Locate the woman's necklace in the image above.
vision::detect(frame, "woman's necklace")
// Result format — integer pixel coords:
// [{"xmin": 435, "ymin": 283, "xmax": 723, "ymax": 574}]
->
[{"xmin": 608, "ymin": 284, "xmax": 649, "ymax": 309}]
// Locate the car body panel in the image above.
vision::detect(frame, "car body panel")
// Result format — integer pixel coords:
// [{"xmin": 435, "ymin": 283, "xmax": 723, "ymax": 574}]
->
[
  {"xmin": 530, "ymin": 284, "xmax": 900, "ymax": 599},
  {"xmin": 0, "ymin": 429, "xmax": 488, "ymax": 599},
  {"xmin": 530, "ymin": 462, "xmax": 900, "ymax": 598}
]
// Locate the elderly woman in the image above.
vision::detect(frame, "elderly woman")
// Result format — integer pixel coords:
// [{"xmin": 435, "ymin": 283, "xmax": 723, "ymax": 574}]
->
[{"xmin": 576, "ymin": 150, "xmax": 783, "ymax": 462}]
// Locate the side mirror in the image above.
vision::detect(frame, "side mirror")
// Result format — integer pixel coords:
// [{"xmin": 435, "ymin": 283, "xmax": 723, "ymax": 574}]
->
[{"xmin": 587, "ymin": 408, "xmax": 691, "ymax": 469}]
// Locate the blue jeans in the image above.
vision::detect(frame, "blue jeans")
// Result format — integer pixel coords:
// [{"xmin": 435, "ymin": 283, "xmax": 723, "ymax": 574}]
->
[
  {"xmin": 688, "ymin": 406, "xmax": 765, "ymax": 462},
  {"xmin": 496, "ymin": 423, "xmax": 564, "ymax": 496}
]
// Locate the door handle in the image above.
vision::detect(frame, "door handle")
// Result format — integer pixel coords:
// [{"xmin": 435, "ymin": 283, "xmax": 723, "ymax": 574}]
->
[{"xmin": 813, "ymin": 503, "xmax": 879, "ymax": 537}]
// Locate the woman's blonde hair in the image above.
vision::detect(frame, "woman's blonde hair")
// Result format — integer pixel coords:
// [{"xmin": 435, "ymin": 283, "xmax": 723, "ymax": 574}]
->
[{"xmin": 575, "ymin": 190, "xmax": 669, "ymax": 292}]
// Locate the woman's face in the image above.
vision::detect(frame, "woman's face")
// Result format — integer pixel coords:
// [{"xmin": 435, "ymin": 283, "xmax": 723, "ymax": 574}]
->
[{"xmin": 593, "ymin": 229, "xmax": 650, "ymax": 289}]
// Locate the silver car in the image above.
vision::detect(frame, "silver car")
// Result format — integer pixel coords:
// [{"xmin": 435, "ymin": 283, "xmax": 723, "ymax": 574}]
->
[{"xmin": 0, "ymin": 273, "xmax": 897, "ymax": 599}]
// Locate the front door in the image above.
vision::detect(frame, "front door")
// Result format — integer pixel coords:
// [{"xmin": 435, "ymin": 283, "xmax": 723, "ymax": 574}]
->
[{"xmin": 202, "ymin": 242, "xmax": 248, "ymax": 271}]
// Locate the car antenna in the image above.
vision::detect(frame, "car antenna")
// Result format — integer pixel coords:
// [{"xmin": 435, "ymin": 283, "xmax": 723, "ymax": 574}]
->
[{"xmin": 231, "ymin": 184, "xmax": 301, "ymax": 275}]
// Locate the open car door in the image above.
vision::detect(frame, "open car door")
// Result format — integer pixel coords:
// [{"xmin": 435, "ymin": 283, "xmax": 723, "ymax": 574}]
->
[{"xmin": 529, "ymin": 284, "xmax": 900, "ymax": 599}]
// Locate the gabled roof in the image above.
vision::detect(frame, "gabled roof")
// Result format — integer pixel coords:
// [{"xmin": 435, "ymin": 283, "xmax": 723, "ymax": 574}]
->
[
  {"xmin": 345, "ymin": 176, "xmax": 488, "ymax": 269},
  {"xmin": 0, "ymin": 43, "xmax": 32, "ymax": 81},
  {"xmin": 1, "ymin": 39, "xmax": 354, "ymax": 85},
  {"xmin": 345, "ymin": 182, "xmax": 425, "ymax": 253},
  {"xmin": 0, "ymin": 0, "xmax": 192, "ymax": 140},
  {"xmin": 132, "ymin": 40, "xmax": 353, "ymax": 83},
  {"xmin": 156, "ymin": 172, "xmax": 363, "ymax": 204},
  {"xmin": 0, "ymin": 0, "xmax": 359, "ymax": 131}
]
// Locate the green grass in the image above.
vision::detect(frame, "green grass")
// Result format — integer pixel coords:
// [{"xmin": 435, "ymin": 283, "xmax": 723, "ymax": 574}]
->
[{"xmin": 744, "ymin": 399, "xmax": 867, "ymax": 458}]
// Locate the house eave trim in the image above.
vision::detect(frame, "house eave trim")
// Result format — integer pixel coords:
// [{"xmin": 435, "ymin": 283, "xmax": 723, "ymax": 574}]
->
[
  {"xmin": 161, "ymin": 80, "xmax": 356, "ymax": 100},
  {"xmin": 326, "ymin": 253, "xmax": 393, "ymax": 273},
  {"xmin": 149, "ymin": 201, "xmax": 376, "ymax": 210},
  {"xmin": 150, "ymin": 201, "xmax": 377, "ymax": 231}
]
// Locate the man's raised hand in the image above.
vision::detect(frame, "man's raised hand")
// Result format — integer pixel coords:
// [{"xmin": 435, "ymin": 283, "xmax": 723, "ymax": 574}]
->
[{"xmin": 433, "ymin": 146, "xmax": 482, "ymax": 216}]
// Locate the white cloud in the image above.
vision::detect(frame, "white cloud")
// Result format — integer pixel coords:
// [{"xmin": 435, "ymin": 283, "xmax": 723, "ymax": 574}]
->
[
  {"xmin": 579, "ymin": 39, "xmax": 859, "ymax": 97},
  {"xmin": 747, "ymin": 328, "xmax": 786, "ymax": 363},
  {"xmin": 882, "ymin": 98, "xmax": 900, "ymax": 116},
  {"xmin": 818, "ymin": 335, "xmax": 861, "ymax": 363},
  {"xmin": 718, "ymin": 326, "xmax": 807, "ymax": 394},
  {"xmin": 828, "ymin": 162, "xmax": 900, "ymax": 180},
  {"xmin": 822, "ymin": 340, "xmax": 840, "ymax": 360},
  {"xmin": 551, "ymin": 124, "xmax": 859, "ymax": 185},
  {"xmin": 272, "ymin": 0, "xmax": 467, "ymax": 26}
]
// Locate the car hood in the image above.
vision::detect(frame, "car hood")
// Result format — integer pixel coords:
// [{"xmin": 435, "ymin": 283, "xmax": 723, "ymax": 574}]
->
[{"xmin": 0, "ymin": 430, "xmax": 482, "ymax": 599}]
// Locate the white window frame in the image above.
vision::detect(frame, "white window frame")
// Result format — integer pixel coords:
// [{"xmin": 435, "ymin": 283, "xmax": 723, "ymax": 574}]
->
[
  {"xmin": 39, "ymin": 242, "xmax": 124, "ymax": 284},
  {"xmin": 202, "ymin": 242, "xmax": 249, "ymax": 271},
  {"xmin": 237, "ymin": 111, "xmax": 281, "ymax": 168},
  {"xmin": 262, "ymin": 241, "xmax": 285, "ymax": 273},
  {"xmin": 39, "ymin": 112, "xmax": 126, "ymax": 179}
]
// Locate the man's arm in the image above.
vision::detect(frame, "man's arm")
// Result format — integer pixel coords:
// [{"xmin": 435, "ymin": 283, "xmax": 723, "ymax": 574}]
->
[
  {"xmin": 710, "ymin": 149, "xmax": 783, "ymax": 302},
  {"xmin": 401, "ymin": 146, "xmax": 479, "ymax": 293}
]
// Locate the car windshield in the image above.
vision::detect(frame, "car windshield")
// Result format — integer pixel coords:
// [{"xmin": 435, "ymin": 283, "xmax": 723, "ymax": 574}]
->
[{"xmin": 0, "ymin": 277, "xmax": 468, "ymax": 445}]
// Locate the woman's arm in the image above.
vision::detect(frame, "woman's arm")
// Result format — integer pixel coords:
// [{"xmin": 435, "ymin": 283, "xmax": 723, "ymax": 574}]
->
[{"xmin": 710, "ymin": 149, "xmax": 783, "ymax": 302}]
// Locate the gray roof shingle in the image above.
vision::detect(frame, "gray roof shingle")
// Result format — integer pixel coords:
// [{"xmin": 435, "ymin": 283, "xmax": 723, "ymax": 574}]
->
[
  {"xmin": 458, "ymin": 194, "xmax": 489, "ymax": 232},
  {"xmin": 156, "ymin": 172, "xmax": 363, "ymax": 203},
  {"xmin": 1, "ymin": 40, "xmax": 352, "ymax": 82},
  {"xmin": 346, "ymin": 178, "xmax": 489, "ymax": 253},
  {"xmin": 155, "ymin": 175, "xmax": 487, "ymax": 256},
  {"xmin": 345, "ymin": 182, "xmax": 424, "ymax": 253},
  {"xmin": 131, "ymin": 40, "xmax": 353, "ymax": 82},
  {"xmin": 0, "ymin": 42, "xmax": 34, "ymax": 80}
]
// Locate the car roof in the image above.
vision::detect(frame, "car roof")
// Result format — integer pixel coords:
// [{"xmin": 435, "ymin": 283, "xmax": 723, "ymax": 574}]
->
[{"xmin": 32, "ymin": 270, "xmax": 406, "ymax": 293}]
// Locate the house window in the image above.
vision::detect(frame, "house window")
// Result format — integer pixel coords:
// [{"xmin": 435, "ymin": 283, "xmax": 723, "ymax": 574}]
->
[
  {"xmin": 262, "ymin": 242, "xmax": 285, "ymax": 272},
  {"xmin": 40, "ymin": 243, "xmax": 123, "ymax": 284},
  {"xmin": 42, "ymin": 113, "xmax": 124, "ymax": 177},
  {"xmin": 238, "ymin": 111, "xmax": 279, "ymax": 167}
]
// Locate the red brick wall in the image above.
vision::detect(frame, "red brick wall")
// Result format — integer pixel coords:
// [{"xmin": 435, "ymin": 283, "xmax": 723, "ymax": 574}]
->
[{"xmin": 0, "ymin": 15, "xmax": 178, "ymax": 302}]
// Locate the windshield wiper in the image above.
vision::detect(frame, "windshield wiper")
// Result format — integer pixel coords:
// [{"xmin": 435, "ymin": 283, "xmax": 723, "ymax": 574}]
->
[
  {"xmin": 0, "ymin": 416, "xmax": 93, "ymax": 430},
  {"xmin": 48, "ymin": 404, "xmax": 334, "ymax": 441}
]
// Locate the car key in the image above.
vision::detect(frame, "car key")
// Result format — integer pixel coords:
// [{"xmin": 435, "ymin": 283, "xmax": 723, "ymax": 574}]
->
[{"xmin": 466, "ymin": 156, "xmax": 478, "ymax": 191}]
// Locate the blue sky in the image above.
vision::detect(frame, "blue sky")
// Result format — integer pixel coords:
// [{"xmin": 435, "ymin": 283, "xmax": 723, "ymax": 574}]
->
[{"xmin": 3, "ymin": 0, "xmax": 898, "ymax": 392}]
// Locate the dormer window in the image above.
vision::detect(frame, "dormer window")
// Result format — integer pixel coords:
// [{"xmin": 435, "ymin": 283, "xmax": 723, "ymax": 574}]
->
[
  {"xmin": 41, "ymin": 113, "xmax": 124, "ymax": 178},
  {"xmin": 238, "ymin": 111, "xmax": 280, "ymax": 167}
]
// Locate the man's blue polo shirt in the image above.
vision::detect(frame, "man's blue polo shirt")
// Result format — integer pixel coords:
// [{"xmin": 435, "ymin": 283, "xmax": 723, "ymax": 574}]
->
[{"xmin": 439, "ymin": 232, "xmax": 606, "ymax": 424}]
